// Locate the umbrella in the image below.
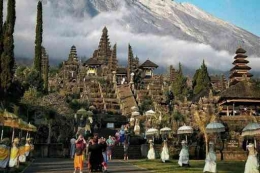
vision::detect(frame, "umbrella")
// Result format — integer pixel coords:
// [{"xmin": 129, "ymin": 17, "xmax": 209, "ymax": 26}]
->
[
  {"xmin": 131, "ymin": 111, "xmax": 140, "ymax": 117},
  {"xmin": 177, "ymin": 125, "xmax": 193, "ymax": 134},
  {"xmin": 77, "ymin": 108, "xmax": 87, "ymax": 115},
  {"xmin": 242, "ymin": 123, "xmax": 260, "ymax": 137},
  {"xmin": 146, "ymin": 128, "xmax": 158, "ymax": 136},
  {"xmin": 206, "ymin": 122, "xmax": 225, "ymax": 133},
  {"xmin": 86, "ymin": 111, "xmax": 93, "ymax": 117},
  {"xmin": 89, "ymin": 105, "xmax": 96, "ymax": 110},
  {"xmin": 177, "ymin": 125, "xmax": 193, "ymax": 142},
  {"xmin": 131, "ymin": 106, "xmax": 139, "ymax": 111},
  {"xmin": 146, "ymin": 110, "xmax": 156, "ymax": 117},
  {"xmin": 160, "ymin": 127, "xmax": 172, "ymax": 133}
]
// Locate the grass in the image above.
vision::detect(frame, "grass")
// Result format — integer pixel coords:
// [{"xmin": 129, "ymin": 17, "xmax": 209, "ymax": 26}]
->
[{"xmin": 130, "ymin": 159, "xmax": 246, "ymax": 173}]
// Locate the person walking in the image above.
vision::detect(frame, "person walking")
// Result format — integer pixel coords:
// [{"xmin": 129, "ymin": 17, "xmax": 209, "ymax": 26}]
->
[
  {"xmin": 123, "ymin": 140, "xmax": 129, "ymax": 161},
  {"xmin": 74, "ymin": 135, "xmax": 86, "ymax": 173},
  {"xmin": 70, "ymin": 137, "xmax": 76, "ymax": 159}
]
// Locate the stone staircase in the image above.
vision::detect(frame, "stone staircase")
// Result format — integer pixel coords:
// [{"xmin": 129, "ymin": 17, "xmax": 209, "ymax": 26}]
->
[
  {"xmin": 101, "ymin": 81, "xmax": 121, "ymax": 114},
  {"xmin": 111, "ymin": 145, "xmax": 143, "ymax": 159},
  {"xmin": 87, "ymin": 81, "xmax": 104, "ymax": 112},
  {"xmin": 117, "ymin": 84, "xmax": 138, "ymax": 117}
]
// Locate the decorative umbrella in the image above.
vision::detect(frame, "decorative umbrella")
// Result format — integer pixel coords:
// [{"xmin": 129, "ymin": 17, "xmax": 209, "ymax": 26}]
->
[
  {"xmin": 131, "ymin": 106, "xmax": 139, "ymax": 112},
  {"xmin": 177, "ymin": 125, "xmax": 193, "ymax": 142},
  {"xmin": 86, "ymin": 111, "xmax": 93, "ymax": 117},
  {"xmin": 77, "ymin": 108, "xmax": 87, "ymax": 115},
  {"xmin": 160, "ymin": 127, "xmax": 172, "ymax": 134},
  {"xmin": 206, "ymin": 122, "xmax": 225, "ymax": 133},
  {"xmin": 89, "ymin": 105, "xmax": 96, "ymax": 110},
  {"xmin": 146, "ymin": 128, "xmax": 158, "ymax": 136},
  {"xmin": 242, "ymin": 123, "xmax": 260, "ymax": 137},
  {"xmin": 3, "ymin": 110, "xmax": 19, "ymax": 141},
  {"xmin": 131, "ymin": 111, "xmax": 140, "ymax": 117}
]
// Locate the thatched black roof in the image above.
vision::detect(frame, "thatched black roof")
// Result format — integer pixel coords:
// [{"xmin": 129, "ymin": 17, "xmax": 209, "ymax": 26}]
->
[
  {"xmin": 116, "ymin": 67, "xmax": 127, "ymax": 74},
  {"xmin": 139, "ymin": 60, "xmax": 158, "ymax": 68},
  {"xmin": 84, "ymin": 58, "xmax": 102, "ymax": 66},
  {"xmin": 219, "ymin": 81, "xmax": 260, "ymax": 100},
  {"xmin": 233, "ymin": 59, "xmax": 249, "ymax": 64},
  {"xmin": 230, "ymin": 65, "xmax": 251, "ymax": 71}
]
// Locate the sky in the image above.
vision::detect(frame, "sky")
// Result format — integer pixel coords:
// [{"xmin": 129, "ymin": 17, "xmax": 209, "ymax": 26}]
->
[
  {"xmin": 175, "ymin": 0, "xmax": 260, "ymax": 36},
  {"xmin": 4, "ymin": 0, "xmax": 260, "ymax": 73}
]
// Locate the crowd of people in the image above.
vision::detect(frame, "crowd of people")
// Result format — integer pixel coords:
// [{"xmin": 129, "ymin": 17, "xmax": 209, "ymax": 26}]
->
[{"xmin": 70, "ymin": 129, "xmax": 129, "ymax": 173}]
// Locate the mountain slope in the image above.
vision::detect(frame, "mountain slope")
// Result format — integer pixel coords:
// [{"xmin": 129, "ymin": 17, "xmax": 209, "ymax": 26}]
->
[{"xmin": 48, "ymin": 0, "xmax": 260, "ymax": 56}]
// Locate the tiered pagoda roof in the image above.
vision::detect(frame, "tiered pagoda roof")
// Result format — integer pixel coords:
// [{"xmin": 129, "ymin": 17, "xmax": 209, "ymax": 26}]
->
[
  {"xmin": 229, "ymin": 47, "xmax": 253, "ymax": 85},
  {"xmin": 64, "ymin": 45, "xmax": 79, "ymax": 65}
]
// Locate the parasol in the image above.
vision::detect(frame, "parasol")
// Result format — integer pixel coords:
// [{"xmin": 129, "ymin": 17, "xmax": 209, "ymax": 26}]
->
[
  {"xmin": 131, "ymin": 111, "xmax": 140, "ymax": 117},
  {"xmin": 86, "ymin": 111, "xmax": 93, "ymax": 117},
  {"xmin": 89, "ymin": 105, "xmax": 96, "ymax": 110},
  {"xmin": 177, "ymin": 125, "xmax": 193, "ymax": 142},
  {"xmin": 177, "ymin": 125, "xmax": 193, "ymax": 135},
  {"xmin": 145, "ymin": 110, "xmax": 156, "ymax": 117},
  {"xmin": 146, "ymin": 128, "xmax": 158, "ymax": 136},
  {"xmin": 206, "ymin": 122, "xmax": 225, "ymax": 133},
  {"xmin": 242, "ymin": 123, "xmax": 260, "ymax": 137},
  {"xmin": 131, "ymin": 106, "xmax": 139, "ymax": 112},
  {"xmin": 77, "ymin": 108, "xmax": 87, "ymax": 115},
  {"xmin": 160, "ymin": 127, "xmax": 172, "ymax": 133}
]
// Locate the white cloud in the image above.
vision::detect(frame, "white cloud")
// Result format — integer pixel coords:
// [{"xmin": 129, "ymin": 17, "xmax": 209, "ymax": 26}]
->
[{"xmin": 7, "ymin": 0, "xmax": 260, "ymax": 72}]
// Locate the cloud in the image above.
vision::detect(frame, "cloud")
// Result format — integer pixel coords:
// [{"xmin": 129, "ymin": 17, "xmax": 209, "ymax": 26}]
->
[{"xmin": 8, "ymin": 0, "xmax": 260, "ymax": 72}]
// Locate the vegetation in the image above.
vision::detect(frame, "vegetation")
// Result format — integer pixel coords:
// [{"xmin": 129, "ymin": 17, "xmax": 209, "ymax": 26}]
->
[
  {"xmin": 139, "ymin": 95, "xmax": 154, "ymax": 114},
  {"xmin": 192, "ymin": 60, "xmax": 211, "ymax": 95},
  {"xmin": 131, "ymin": 159, "xmax": 246, "ymax": 173},
  {"xmin": 34, "ymin": 1, "xmax": 43, "ymax": 75},
  {"xmin": 0, "ymin": 0, "xmax": 16, "ymax": 93},
  {"xmin": 0, "ymin": 0, "xmax": 3, "ymax": 87},
  {"xmin": 171, "ymin": 63, "xmax": 188, "ymax": 100}
]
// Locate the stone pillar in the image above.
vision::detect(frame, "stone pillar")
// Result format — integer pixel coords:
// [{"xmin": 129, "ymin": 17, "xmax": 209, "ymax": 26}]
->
[
  {"xmin": 130, "ymin": 72, "xmax": 134, "ymax": 89},
  {"xmin": 112, "ymin": 71, "xmax": 116, "ymax": 84}
]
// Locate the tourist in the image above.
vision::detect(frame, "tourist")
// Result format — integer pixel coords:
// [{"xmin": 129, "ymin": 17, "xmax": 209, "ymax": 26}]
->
[
  {"xmin": 119, "ymin": 126, "xmax": 125, "ymax": 146},
  {"xmin": 161, "ymin": 140, "xmax": 169, "ymax": 163},
  {"xmin": 147, "ymin": 140, "xmax": 155, "ymax": 160},
  {"xmin": 106, "ymin": 136, "xmax": 114, "ymax": 160},
  {"xmin": 244, "ymin": 143, "xmax": 259, "ymax": 173},
  {"xmin": 101, "ymin": 137, "xmax": 107, "ymax": 164},
  {"xmin": 123, "ymin": 140, "xmax": 129, "ymax": 161},
  {"xmin": 178, "ymin": 140, "xmax": 190, "ymax": 167},
  {"xmin": 70, "ymin": 137, "xmax": 76, "ymax": 159},
  {"xmin": 115, "ymin": 130, "xmax": 120, "ymax": 145},
  {"xmin": 88, "ymin": 134, "xmax": 108, "ymax": 173},
  {"xmin": 203, "ymin": 141, "xmax": 217, "ymax": 173},
  {"xmin": 74, "ymin": 135, "xmax": 86, "ymax": 173}
]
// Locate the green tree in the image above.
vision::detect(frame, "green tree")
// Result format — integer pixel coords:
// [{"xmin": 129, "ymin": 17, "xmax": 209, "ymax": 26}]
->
[
  {"xmin": 34, "ymin": 1, "xmax": 43, "ymax": 74},
  {"xmin": 171, "ymin": 63, "xmax": 188, "ymax": 100},
  {"xmin": 0, "ymin": 0, "xmax": 3, "ymax": 87},
  {"xmin": 140, "ymin": 96, "xmax": 154, "ymax": 114},
  {"xmin": 25, "ymin": 69, "xmax": 44, "ymax": 91},
  {"xmin": 0, "ymin": 0, "xmax": 16, "ymax": 93},
  {"xmin": 193, "ymin": 60, "xmax": 211, "ymax": 95}
]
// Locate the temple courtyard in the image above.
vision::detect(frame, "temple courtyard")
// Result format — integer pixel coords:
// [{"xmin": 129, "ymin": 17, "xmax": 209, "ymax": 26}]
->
[{"xmin": 23, "ymin": 158, "xmax": 246, "ymax": 173}]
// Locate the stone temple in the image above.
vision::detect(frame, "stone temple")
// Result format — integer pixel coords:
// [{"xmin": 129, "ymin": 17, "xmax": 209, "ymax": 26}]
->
[{"xmin": 49, "ymin": 27, "xmax": 167, "ymax": 127}]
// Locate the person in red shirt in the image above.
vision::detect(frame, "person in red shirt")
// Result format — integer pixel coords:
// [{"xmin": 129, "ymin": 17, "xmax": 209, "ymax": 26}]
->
[{"xmin": 74, "ymin": 135, "xmax": 86, "ymax": 173}]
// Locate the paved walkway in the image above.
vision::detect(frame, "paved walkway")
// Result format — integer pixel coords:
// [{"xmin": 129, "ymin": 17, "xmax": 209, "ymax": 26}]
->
[{"xmin": 24, "ymin": 158, "xmax": 151, "ymax": 173}]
